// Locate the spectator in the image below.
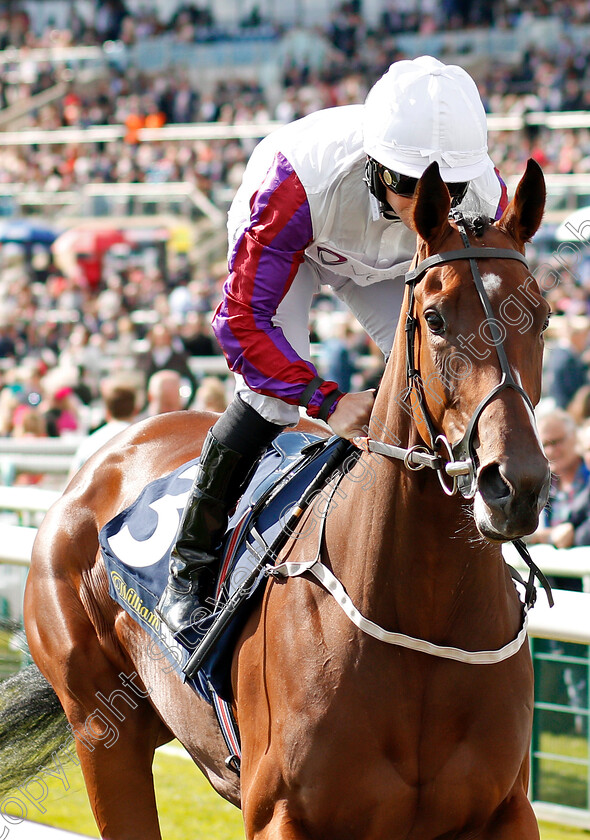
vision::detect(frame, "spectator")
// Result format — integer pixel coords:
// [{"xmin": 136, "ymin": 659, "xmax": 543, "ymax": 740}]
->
[
  {"xmin": 6, "ymin": 1, "xmax": 590, "ymax": 493},
  {"xmin": 146, "ymin": 369, "xmax": 184, "ymax": 415},
  {"xmin": 69, "ymin": 372, "xmax": 141, "ymax": 476},
  {"xmin": 12, "ymin": 404, "xmax": 46, "ymax": 439},
  {"xmin": 567, "ymin": 384, "xmax": 590, "ymax": 426},
  {"xmin": 543, "ymin": 316, "xmax": 590, "ymax": 409},
  {"xmin": 10, "ymin": 405, "xmax": 48, "ymax": 486},
  {"xmin": 320, "ymin": 317, "xmax": 358, "ymax": 393},
  {"xmin": 578, "ymin": 418, "xmax": 590, "ymax": 472},
  {"xmin": 179, "ymin": 311, "xmax": 220, "ymax": 357},
  {"xmin": 138, "ymin": 322, "xmax": 198, "ymax": 406},
  {"xmin": 192, "ymin": 376, "xmax": 228, "ymax": 413},
  {"xmin": 95, "ymin": 0, "xmax": 129, "ymax": 42},
  {"xmin": 41, "ymin": 385, "xmax": 81, "ymax": 438},
  {"xmin": 529, "ymin": 408, "xmax": 590, "ymax": 556},
  {"xmin": 0, "ymin": 385, "xmax": 22, "ymax": 437}
]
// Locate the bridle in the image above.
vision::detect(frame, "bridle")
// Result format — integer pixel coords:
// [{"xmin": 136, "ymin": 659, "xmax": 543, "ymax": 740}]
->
[
  {"xmin": 353, "ymin": 216, "xmax": 553, "ymax": 607},
  {"xmin": 356, "ymin": 216, "xmax": 534, "ymax": 499},
  {"xmin": 406, "ymin": 218, "xmax": 535, "ymax": 497}
]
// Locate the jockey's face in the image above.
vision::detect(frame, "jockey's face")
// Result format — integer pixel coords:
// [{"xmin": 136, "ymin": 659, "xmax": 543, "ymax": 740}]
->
[{"xmin": 385, "ymin": 189, "xmax": 416, "ymax": 230}]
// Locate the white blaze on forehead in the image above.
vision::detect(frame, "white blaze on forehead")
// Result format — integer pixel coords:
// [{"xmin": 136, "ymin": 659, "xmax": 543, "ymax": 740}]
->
[{"xmin": 482, "ymin": 272, "xmax": 503, "ymax": 296}]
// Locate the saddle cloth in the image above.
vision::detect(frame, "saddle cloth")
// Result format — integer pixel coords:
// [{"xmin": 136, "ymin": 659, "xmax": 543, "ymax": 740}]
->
[{"xmin": 99, "ymin": 431, "xmax": 340, "ymax": 703}]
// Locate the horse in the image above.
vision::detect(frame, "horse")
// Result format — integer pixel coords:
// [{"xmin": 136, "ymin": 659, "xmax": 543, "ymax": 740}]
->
[{"xmin": 0, "ymin": 158, "xmax": 551, "ymax": 840}]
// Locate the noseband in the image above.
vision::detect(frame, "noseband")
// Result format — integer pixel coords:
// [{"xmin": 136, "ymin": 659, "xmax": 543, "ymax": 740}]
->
[{"xmin": 404, "ymin": 219, "xmax": 533, "ymax": 498}]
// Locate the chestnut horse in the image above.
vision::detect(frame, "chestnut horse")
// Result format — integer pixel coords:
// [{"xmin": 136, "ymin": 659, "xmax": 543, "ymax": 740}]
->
[{"xmin": 7, "ymin": 159, "xmax": 550, "ymax": 839}]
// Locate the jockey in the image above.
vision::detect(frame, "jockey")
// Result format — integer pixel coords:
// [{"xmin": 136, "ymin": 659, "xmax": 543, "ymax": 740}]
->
[{"xmin": 156, "ymin": 55, "xmax": 509, "ymax": 634}]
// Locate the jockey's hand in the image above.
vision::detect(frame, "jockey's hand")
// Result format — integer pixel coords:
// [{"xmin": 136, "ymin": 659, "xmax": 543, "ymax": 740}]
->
[{"xmin": 327, "ymin": 390, "xmax": 376, "ymax": 440}]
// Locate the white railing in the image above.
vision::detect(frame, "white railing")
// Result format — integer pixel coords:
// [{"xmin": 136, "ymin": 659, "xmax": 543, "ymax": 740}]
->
[
  {"xmin": 0, "ymin": 488, "xmax": 585, "ymax": 594},
  {"xmin": 1, "ymin": 118, "xmax": 589, "ymax": 223},
  {"xmin": 503, "ymin": 543, "xmax": 590, "ymax": 593},
  {"xmin": 488, "ymin": 111, "xmax": 590, "ymax": 131},
  {"xmin": 0, "ymin": 121, "xmax": 282, "ymax": 146},
  {"xmin": 0, "ymin": 180, "xmax": 225, "ymax": 224},
  {"xmin": 527, "ymin": 587, "xmax": 590, "ymax": 644},
  {"xmin": 0, "ymin": 492, "xmax": 584, "ymax": 631},
  {"xmin": 0, "ymin": 45, "xmax": 105, "ymax": 65},
  {"xmin": 0, "ymin": 524, "xmax": 37, "ymax": 567},
  {"xmin": 0, "ymin": 438, "xmax": 80, "ymax": 479},
  {"xmin": 1, "ymin": 112, "xmax": 590, "ymax": 150},
  {"xmin": 0, "ymin": 481, "xmax": 584, "ymax": 583},
  {"xmin": 0, "ymin": 486, "xmax": 60, "ymax": 517}
]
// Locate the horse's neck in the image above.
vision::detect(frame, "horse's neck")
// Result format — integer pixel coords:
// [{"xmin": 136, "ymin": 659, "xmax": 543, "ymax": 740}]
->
[{"xmin": 331, "ymin": 360, "xmax": 507, "ymax": 636}]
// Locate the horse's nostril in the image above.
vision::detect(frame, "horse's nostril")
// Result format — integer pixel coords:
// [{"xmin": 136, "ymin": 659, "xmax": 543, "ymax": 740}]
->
[{"xmin": 479, "ymin": 464, "xmax": 511, "ymax": 503}]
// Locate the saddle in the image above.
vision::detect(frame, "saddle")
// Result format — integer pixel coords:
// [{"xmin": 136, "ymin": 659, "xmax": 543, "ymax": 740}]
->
[{"xmin": 99, "ymin": 431, "xmax": 350, "ymax": 703}]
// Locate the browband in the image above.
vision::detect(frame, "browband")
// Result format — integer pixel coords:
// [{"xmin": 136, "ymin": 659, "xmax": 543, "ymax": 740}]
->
[{"xmin": 405, "ymin": 247, "xmax": 528, "ymax": 284}]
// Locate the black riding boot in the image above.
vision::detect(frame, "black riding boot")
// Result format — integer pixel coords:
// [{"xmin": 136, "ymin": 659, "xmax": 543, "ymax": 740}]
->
[{"xmin": 156, "ymin": 396, "xmax": 283, "ymax": 634}]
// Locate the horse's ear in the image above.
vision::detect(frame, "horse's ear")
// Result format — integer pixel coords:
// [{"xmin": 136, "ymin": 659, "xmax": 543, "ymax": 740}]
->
[
  {"xmin": 497, "ymin": 158, "xmax": 546, "ymax": 246},
  {"xmin": 412, "ymin": 162, "xmax": 452, "ymax": 246}
]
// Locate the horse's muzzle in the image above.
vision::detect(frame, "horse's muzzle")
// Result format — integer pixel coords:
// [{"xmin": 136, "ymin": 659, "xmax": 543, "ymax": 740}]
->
[{"xmin": 474, "ymin": 459, "xmax": 551, "ymax": 541}]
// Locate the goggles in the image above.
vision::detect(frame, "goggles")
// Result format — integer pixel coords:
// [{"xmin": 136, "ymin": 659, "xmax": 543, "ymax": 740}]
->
[{"xmin": 375, "ymin": 161, "xmax": 469, "ymax": 206}]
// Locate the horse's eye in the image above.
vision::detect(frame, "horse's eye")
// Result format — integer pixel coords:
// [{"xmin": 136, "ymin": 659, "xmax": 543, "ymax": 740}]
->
[{"xmin": 424, "ymin": 310, "xmax": 446, "ymax": 335}]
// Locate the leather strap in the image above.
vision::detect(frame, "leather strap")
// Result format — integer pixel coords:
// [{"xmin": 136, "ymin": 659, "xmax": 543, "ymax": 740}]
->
[
  {"xmin": 299, "ymin": 376, "xmax": 324, "ymax": 407},
  {"xmin": 405, "ymin": 246, "xmax": 528, "ymax": 284},
  {"xmin": 318, "ymin": 389, "xmax": 344, "ymax": 422},
  {"xmin": 270, "ymin": 559, "xmax": 530, "ymax": 665},
  {"xmin": 299, "ymin": 376, "xmax": 343, "ymax": 422}
]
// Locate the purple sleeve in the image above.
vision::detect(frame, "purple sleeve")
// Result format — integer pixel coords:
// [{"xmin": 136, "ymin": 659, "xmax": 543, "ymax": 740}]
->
[{"xmin": 211, "ymin": 152, "xmax": 342, "ymax": 417}]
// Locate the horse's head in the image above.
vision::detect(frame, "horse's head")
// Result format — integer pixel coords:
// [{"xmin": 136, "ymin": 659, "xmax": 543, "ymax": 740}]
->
[{"xmin": 402, "ymin": 159, "xmax": 550, "ymax": 541}]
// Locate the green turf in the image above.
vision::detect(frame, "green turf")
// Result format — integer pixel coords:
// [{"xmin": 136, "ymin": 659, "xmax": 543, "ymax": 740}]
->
[
  {"xmin": 533, "ymin": 729, "xmax": 590, "ymax": 811},
  {"xmin": 541, "ymin": 826, "xmax": 590, "ymax": 839},
  {"xmin": 2, "ymin": 744, "xmax": 589, "ymax": 839},
  {"xmin": 2, "ymin": 746, "xmax": 244, "ymax": 839},
  {"xmin": 0, "ymin": 626, "xmax": 27, "ymax": 681}
]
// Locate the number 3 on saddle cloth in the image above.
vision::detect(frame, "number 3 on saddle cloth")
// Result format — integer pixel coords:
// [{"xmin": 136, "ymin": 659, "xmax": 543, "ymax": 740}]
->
[{"xmin": 99, "ymin": 432, "xmax": 342, "ymax": 705}]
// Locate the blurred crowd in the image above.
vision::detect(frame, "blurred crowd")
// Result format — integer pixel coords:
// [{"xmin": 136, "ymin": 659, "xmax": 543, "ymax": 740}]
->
[
  {"xmin": 1, "ymin": 6, "xmax": 590, "ymax": 200},
  {"xmin": 0, "ymin": 240, "xmax": 384, "ymax": 453},
  {"xmin": 1, "ymin": 2, "xmax": 590, "ymax": 562},
  {"xmin": 2, "ymin": 1, "xmax": 589, "ymax": 53}
]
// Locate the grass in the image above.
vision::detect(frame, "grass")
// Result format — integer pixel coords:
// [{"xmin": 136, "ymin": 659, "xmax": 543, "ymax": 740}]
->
[
  {"xmin": 3, "ymin": 745, "xmax": 245, "ymax": 838},
  {"xmin": 542, "ymin": 826, "xmax": 590, "ymax": 839},
  {"xmin": 0, "ymin": 625, "xmax": 27, "ymax": 681},
  {"xmin": 2, "ymin": 744, "xmax": 588, "ymax": 839},
  {"xmin": 533, "ymin": 729, "xmax": 589, "ymax": 810}
]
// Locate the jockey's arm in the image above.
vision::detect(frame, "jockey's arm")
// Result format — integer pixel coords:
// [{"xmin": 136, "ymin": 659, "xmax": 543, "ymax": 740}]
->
[{"xmin": 212, "ymin": 152, "xmax": 347, "ymax": 425}]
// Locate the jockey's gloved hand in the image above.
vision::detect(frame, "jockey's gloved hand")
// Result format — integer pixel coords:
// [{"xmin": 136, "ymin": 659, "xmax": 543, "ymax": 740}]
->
[{"xmin": 327, "ymin": 390, "xmax": 376, "ymax": 441}]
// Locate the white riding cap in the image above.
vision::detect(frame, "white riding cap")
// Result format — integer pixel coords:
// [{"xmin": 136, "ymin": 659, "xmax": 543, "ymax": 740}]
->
[{"xmin": 363, "ymin": 55, "xmax": 491, "ymax": 183}]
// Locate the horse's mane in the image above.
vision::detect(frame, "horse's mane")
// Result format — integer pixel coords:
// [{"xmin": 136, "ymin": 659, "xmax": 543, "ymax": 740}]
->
[{"xmin": 454, "ymin": 214, "xmax": 491, "ymax": 238}]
